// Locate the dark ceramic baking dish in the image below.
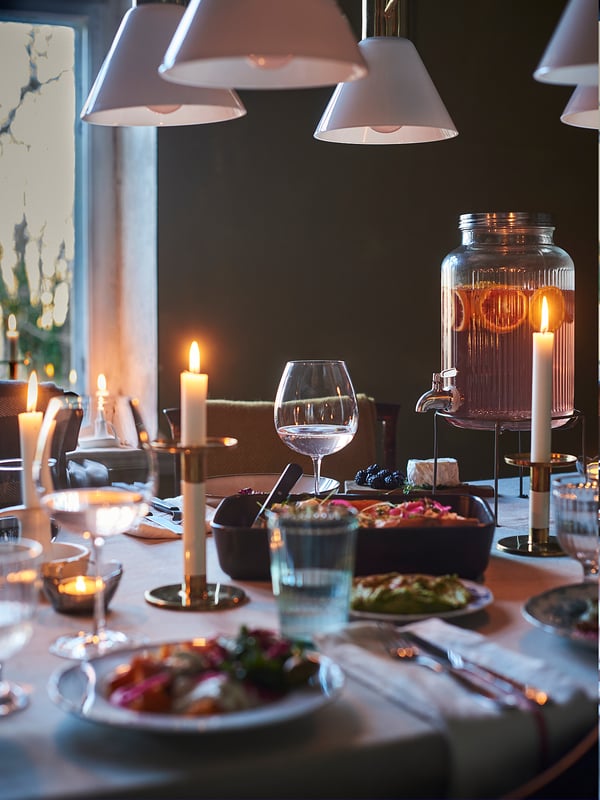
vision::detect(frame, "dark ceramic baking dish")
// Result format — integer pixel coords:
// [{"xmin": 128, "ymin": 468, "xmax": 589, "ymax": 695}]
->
[{"xmin": 211, "ymin": 492, "xmax": 496, "ymax": 582}]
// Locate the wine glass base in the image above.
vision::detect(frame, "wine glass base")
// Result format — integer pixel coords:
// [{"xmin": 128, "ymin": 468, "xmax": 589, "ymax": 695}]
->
[
  {"xmin": 50, "ymin": 628, "xmax": 133, "ymax": 660},
  {"xmin": 0, "ymin": 680, "xmax": 29, "ymax": 715}
]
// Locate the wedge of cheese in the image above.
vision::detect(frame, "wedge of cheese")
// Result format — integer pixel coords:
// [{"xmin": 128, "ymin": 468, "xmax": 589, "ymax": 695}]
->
[{"xmin": 407, "ymin": 457, "xmax": 460, "ymax": 487}]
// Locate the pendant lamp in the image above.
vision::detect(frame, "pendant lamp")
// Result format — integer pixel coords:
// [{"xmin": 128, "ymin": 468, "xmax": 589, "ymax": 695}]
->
[
  {"xmin": 81, "ymin": 0, "xmax": 246, "ymax": 127},
  {"xmin": 534, "ymin": 0, "xmax": 598, "ymax": 85},
  {"xmin": 314, "ymin": 0, "xmax": 457, "ymax": 144},
  {"xmin": 560, "ymin": 84, "xmax": 599, "ymax": 128},
  {"xmin": 158, "ymin": 0, "xmax": 367, "ymax": 90}
]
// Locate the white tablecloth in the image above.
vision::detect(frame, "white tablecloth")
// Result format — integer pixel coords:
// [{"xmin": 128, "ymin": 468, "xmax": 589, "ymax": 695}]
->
[{"xmin": 1, "ymin": 477, "xmax": 597, "ymax": 800}]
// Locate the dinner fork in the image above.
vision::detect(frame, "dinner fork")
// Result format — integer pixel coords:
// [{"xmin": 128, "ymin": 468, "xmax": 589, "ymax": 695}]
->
[{"xmin": 379, "ymin": 627, "xmax": 518, "ymax": 710}]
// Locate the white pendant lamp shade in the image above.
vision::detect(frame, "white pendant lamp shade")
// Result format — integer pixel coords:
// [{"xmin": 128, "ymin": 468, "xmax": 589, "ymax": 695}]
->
[
  {"xmin": 534, "ymin": 0, "xmax": 598, "ymax": 85},
  {"xmin": 81, "ymin": 2, "xmax": 246, "ymax": 126},
  {"xmin": 560, "ymin": 84, "xmax": 599, "ymax": 128},
  {"xmin": 159, "ymin": 0, "xmax": 368, "ymax": 90},
  {"xmin": 314, "ymin": 37, "xmax": 458, "ymax": 144}
]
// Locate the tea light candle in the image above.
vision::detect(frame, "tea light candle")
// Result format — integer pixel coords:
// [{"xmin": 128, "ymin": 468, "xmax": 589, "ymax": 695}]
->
[
  {"xmin": 58, "ymin": 575, "xmax": 97, "ymax": 597},
  {"xmin": 7, "ymin": 313, "xmax": 18, "ymax": 359},
  {"xmin": 530, "ymin": 297, "xmax": 553, "ymax": 463},
  {"xmin": 180, "ymin": 342, "xmax": 208, "ymax": 579},
  {"xmin": 19, "ymin": 372, "xmax": 43, "ymax": 509}
]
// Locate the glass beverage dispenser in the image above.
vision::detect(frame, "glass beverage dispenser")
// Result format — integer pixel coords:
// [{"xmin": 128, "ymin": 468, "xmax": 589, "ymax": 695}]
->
[{"xmin": 418, "ymin": 212, "xmax": 575, "ymax": 430}]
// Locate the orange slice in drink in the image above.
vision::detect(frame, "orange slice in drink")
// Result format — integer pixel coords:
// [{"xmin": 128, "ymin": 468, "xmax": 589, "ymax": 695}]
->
[
  {"xmin": 528, "ymin": 286, "xmax": 565, "ymax": 331},
  {"xmin": 451, "ymin": 288, "xmax": 471, "ymax": 332},
  {"xmin": 478, "ymin": 286, "xmax": 528, "ymax": 333}
]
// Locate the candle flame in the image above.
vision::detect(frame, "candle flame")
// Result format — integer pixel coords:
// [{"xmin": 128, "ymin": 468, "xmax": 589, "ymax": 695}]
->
[
  {"xmin": 69, "ymin": 369, "xmax": 77, "ymax": 386},
  {"xmin": 26, "ymin": 371, "xmax": 38, "ymax": 413},
  {"xmin": 97, "ymin": 373, "xmax": 107, "ymax": 393},
  {"xmin": 189, "ymin": 341, "xmax": 200, "ymax": 373},
  {"xmin": 541, "ymin": 296, "xmax": 549, "ymax": 334},
  {"xmin": 7, "ymin": 314, "xmax": 16, "ymax": 334},
  {"xmin": 75, "ymin": 575, "xmax": 89, "ymax": 593}
]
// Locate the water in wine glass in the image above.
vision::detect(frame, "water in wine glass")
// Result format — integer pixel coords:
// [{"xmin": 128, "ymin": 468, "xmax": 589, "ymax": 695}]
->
[
  {"xmin": 552, "ymin": 478, "xmax": 599, "ymax": 583},
  {"xmin": 41, "ymin": 488, "xmax": 146, "ymax": 538},
  {"xmin": 277, "ymin": 424, "xmax": 355, "ymax": 458},
  {"xmin": 274, "ymin": 361, "xmax": 358, "ymax": 495},
  {"xmin": 0, "ymin": 538, "xmax": 42, "ymax": 716},
  {"xmin": 34, "ymin": 395, "xmax": 157, "ymax": 660}
]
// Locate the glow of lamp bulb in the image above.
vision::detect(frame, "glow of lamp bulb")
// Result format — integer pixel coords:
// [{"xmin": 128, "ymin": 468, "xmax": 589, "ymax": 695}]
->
[
  {"xmin": 247, "ymin": 53, "xmax": 293, "ymax": 70},
  {"xmin": 146, "ymin": 104, "xmax": 182, "ymax": 115}
]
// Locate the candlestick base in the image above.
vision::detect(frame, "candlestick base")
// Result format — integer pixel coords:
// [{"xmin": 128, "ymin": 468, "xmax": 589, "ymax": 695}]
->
[
  {"xmin": 147, "ymin": 438, "xmax": 242, "ymax": 611},
  {"xmin": 497, "ymin": 453, "xmax": 577, "ymax": 557},
  {"xmin": 145, "ymin": 578, "xmax": 247, "ymax": 610}
]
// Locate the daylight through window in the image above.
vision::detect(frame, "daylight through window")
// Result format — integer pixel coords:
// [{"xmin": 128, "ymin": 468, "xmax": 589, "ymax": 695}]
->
[{"xmin": 0, "ymin": 20, "xmax": 76, "ymax": 386}]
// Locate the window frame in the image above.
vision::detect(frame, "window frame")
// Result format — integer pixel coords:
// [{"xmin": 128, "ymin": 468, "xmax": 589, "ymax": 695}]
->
[{"xmin": 0, "ymin": 0, "xmax": 157, "ymax": 432}]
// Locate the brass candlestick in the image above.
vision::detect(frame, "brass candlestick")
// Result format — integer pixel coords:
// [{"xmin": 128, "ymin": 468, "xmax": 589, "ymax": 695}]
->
[
  {"xmin": 497, "ymin": 452, "xmax": 577, "ymax": 557},
  {"xmin": 145, "ymin": 437, "xmax": 248, "ymax": 610}
]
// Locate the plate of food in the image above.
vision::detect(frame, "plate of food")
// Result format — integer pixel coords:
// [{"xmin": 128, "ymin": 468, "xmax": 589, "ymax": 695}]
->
[
  {"xmin": 48, "ymin": 626, "xmax": 344, "ymax": 733},
  {"xmin": 349, "ymin": 572, "xmax": 493, "ymax": 623},
  {"xmin": 523, "ymin": 583, "xmax": 598, "ymax": 649},
  {"xmin": 205, "ymin": 474, "xmax": 339, "ymax": 502}
]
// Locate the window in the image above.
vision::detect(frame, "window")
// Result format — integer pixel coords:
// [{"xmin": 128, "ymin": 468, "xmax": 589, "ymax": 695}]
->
[
  {"xmin": 0, "ymin": 18, "xmax": 79, "ymax": 387},
  {"xmin": 0, "ymin": 2, "xmax": 157, "ymax": 433}
]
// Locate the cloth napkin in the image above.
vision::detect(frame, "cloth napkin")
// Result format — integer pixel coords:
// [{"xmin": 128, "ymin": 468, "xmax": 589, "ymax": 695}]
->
[
  {"xmin": 127, "ymin": 497, "xmax": 216, "ymax": 540},
  {"xmin": 314, "ymin": 618, "xmax": 597, "ymax": 798}
]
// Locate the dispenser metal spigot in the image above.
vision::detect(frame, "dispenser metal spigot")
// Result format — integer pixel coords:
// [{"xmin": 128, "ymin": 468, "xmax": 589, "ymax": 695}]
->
[{"xmin": 415, "ymin": 368, "xmax": 462, "ymax": 414}]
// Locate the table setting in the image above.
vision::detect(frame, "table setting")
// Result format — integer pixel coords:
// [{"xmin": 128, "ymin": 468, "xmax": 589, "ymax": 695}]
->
[{"xmin": 0, "ymin": 346, "xmax": 597, "ymax": 800}]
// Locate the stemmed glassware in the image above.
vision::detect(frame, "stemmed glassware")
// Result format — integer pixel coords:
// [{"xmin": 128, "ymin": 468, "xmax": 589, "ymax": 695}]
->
[
  {"xmin": 552, "ymin": 477, "xmax": 599, "ymax": 583},
  {"xmin": 274, "ymin": 360, "xmax": 358, "ymax": 495},
  {"xmin": 33, "ymin": 395, "xmax": 157, "ymax": 659},
  {"xmin": 0, "ymin": 538, "xmax": 42, "ymax": 715}
]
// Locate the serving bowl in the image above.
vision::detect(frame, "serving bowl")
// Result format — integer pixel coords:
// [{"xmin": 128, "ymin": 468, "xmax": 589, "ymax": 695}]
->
[{"xmin": 211, "ymin": 493, "xmax": 496, "ymax": 582}]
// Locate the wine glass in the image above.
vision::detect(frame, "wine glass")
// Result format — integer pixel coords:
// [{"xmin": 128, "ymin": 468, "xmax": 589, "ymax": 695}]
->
[
  {"xmin": 552, "ymin": 477, "xmax": 599, "ymax": 583},
  {"xmin": 33, "ymin": 395, "xmax": 157, "ymax": 659},
  {"xmin": 274, "ymin": 360, "xmax": 358, "ymax": 495},
  {"xmin": 0, "ymin": 538, "xmax": 42, "ymax": 715}
]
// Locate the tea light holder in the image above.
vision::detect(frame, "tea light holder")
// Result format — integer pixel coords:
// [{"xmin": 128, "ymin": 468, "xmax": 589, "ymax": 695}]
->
[
  {"xmin": 43, "ymin": 560, "xmax": 123, "ymax": 614},
  {"xmin": 145, "ymin": 437, "xmax": 247, "ymax": 611},
  {"xmin": 497, "ymin": 453, "xmax": 577, "ymax": 556}
]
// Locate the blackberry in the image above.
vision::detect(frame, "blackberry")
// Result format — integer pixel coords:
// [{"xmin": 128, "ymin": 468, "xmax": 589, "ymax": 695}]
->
[
  {"xmin": 355, "ymin": 469, "xmax": 369, "ymax": 486},
  {"xmin": 365, "ymin": 464, "xmax": 382, "ymax": 476},
  {"xmin": 366, "ymin": 470, "xmax": 389, "ymax": 489}
]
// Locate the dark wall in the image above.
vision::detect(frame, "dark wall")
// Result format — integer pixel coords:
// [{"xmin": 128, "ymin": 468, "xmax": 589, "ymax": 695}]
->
[{"xmin": 157, "ymin": 0, "xmax": 598, "ymax": 481}]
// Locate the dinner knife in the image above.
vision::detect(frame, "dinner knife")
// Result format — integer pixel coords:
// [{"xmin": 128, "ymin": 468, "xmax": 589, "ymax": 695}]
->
[
  {"xmin": 402, "ymin": 631, "xmax": 550, "ymax": 707},
  {"xmin": 151, "ymin": 498, "xmax": 182, "ymax": 522},
  {"xmin": 251, "ymin": 462, "xmax": 304, "ymax": 527}
]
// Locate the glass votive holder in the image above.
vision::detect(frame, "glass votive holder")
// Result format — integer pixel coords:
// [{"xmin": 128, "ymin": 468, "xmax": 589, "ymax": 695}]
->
[{"xmin": 42, "ymin": 560, "xmax": 123, "ymax": 615}]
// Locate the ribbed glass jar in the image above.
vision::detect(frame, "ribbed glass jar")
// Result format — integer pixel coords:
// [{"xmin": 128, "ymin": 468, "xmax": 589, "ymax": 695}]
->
[{"xmin": 440, "ymin": 212, "xmax": 574, "ymax": 430}]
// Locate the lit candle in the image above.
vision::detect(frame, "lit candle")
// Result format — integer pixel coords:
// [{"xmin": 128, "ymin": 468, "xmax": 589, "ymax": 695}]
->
[
  {"xmin": 180, "ymin": 342, "xmax": 207, "ymax": 446},
  {"xmin": 95, "ymin": 373, "xmax": 110, "ymax": 438},
  {"xmin": 180, "ymin": 342, "xmax": 208, "ymax": 583},
  {"xmin": 530, "ymin": 297, "xmax": 553, "ymax": 463},
  {"xmin": 7, "ymin": 314, "xmax": 19, "ymax": 371},
  {"xmin": 58, "ymin": 575, "xmax": 97, "ymax": 597},
  {"xmin": 529, "ymin": 297, "xmax": 554, "ymax": 534},
  {"xmin": 18, "ymin": 372, "xmax": 43, "ymax": 509}
]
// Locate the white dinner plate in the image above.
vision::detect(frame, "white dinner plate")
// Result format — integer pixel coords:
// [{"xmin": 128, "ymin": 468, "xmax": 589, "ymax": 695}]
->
[
  {"xmin": 350, "ymin": 579, "xmax": 493, "ymax": 623},
  {"xmin": 48, "ymin": 643, "xmax": 344, "ymax": 734},
  {"xmin": 522, "ymin": 582, "xmax": 598, "ymax": 649},
  {"xmin": 205, "ymin": 473, "xmax": 339, "ymax": 501}
]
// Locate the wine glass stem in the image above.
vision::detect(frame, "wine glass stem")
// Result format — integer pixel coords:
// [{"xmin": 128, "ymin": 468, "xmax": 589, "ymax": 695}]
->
[
  {"xmin": 91, "ymin": 535, "xmax": 106, "ymax": 642},
  {"xmin": 312, "ymin": 456, "xmax": 323, "ymax": 496}
]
